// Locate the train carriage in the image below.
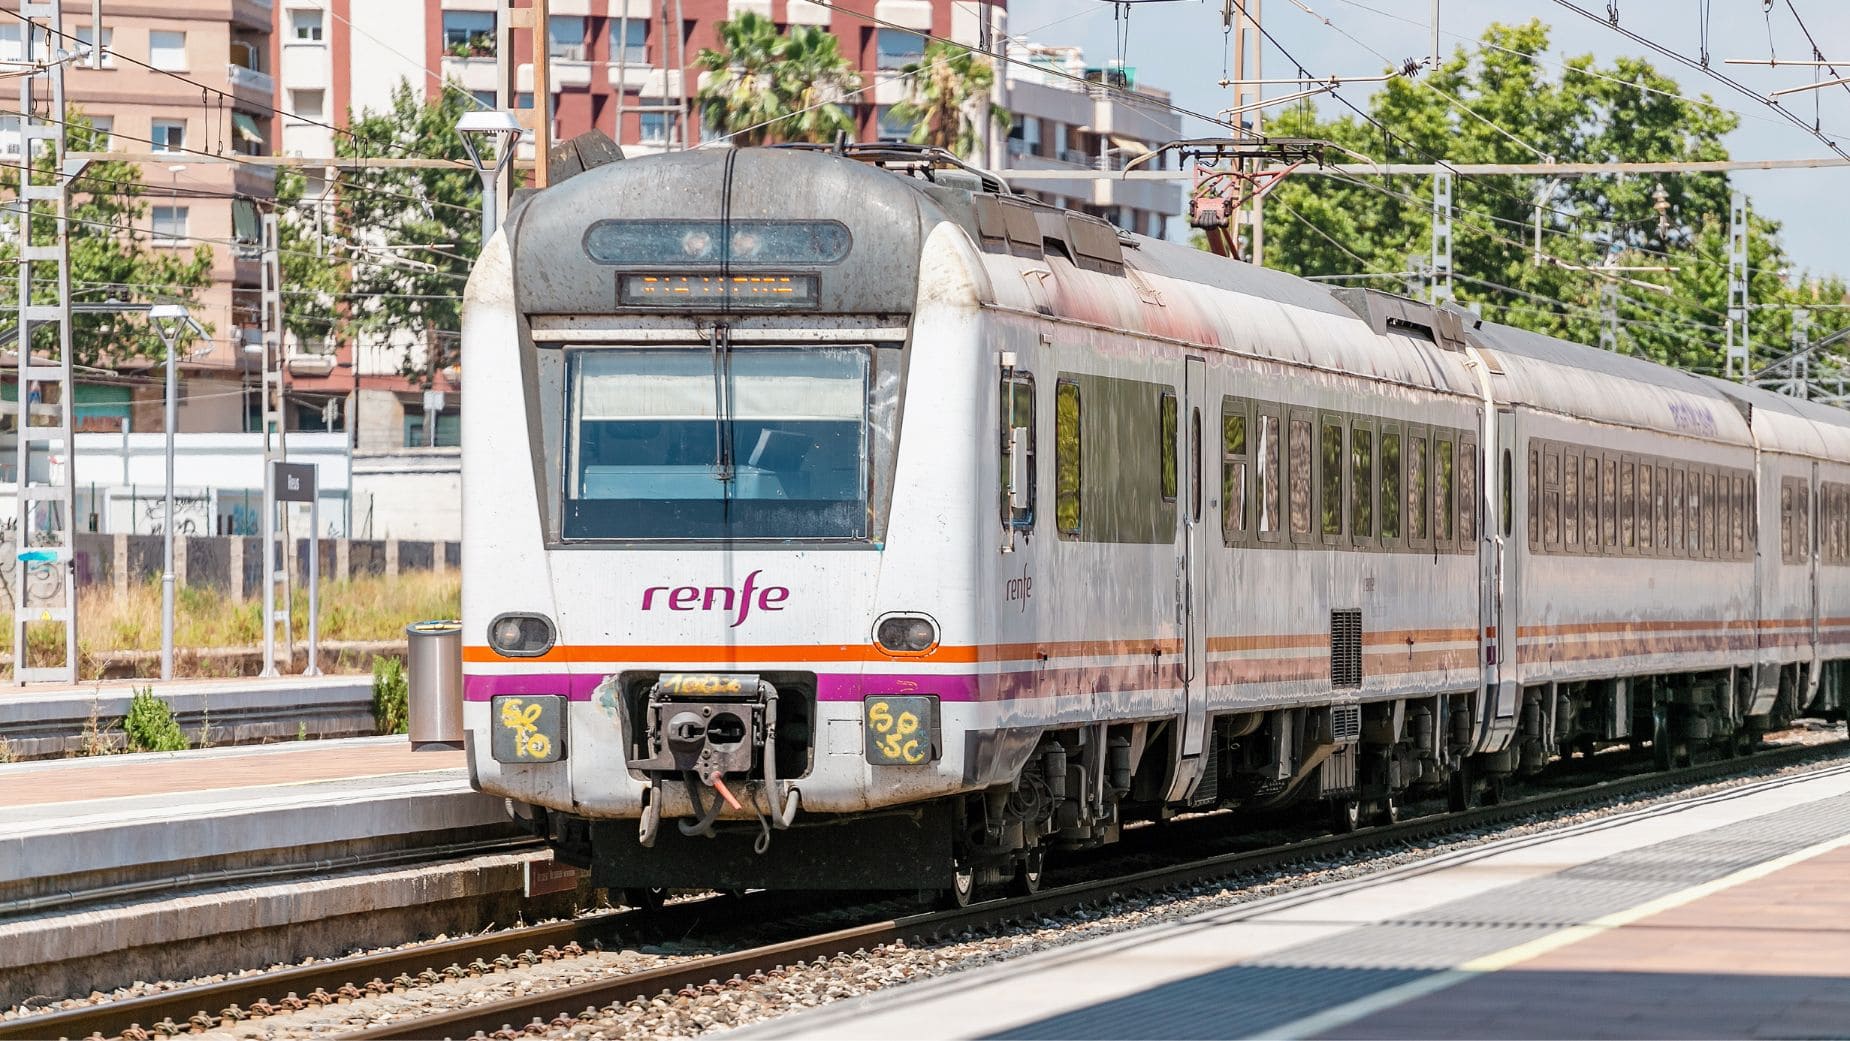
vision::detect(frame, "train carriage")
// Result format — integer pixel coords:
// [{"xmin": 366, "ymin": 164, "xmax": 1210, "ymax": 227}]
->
[{"xmin": 459, "ymin": 141, "xmax": 1847, "ymax": 900}]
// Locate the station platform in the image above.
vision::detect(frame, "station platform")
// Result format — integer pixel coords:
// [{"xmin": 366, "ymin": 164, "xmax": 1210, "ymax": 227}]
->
[
  {"xmin": 0, "ymin": 674, "xmax": 377, "ymax": 759},
  {"xmin": 747, "ymin": 762, "xmax": 1850, "ymax": 1040},
  {"xmin": 0, "ymin": 737, "xmax": 532, "ymax": 1005}
]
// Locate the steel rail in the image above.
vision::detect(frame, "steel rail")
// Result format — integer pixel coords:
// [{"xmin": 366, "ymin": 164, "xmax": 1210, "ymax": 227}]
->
[{"xmin": 340, "ymin": 739, "xmax": 1849, "ymax": 1041}]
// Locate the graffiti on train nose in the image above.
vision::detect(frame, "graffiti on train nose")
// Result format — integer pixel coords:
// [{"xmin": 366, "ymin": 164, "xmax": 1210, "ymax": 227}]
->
[{"xmin": 642, "ymin": 569, "xmax": 791, "ymax": 627}]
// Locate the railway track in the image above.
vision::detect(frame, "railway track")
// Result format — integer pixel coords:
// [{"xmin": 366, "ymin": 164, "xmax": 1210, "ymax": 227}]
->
[{"xmin": 10, "ymin": 737, "xmax": 1843, "ymax": 1041}]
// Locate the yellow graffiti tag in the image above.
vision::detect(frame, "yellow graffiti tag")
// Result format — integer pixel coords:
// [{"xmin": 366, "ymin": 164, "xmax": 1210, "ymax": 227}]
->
[
  {"xmin": 867, "ymin": 701, "xmax": 927, "ymax": 764},
  {"xmin": 499, "ymin": 698, "xmax": 553, "ymax": 760}
]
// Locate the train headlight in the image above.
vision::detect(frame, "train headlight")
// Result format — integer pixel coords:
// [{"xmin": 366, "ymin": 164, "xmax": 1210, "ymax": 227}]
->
[
  {"xmin": 488, "ymin": 613, "xmax": 556, "ymax": 658},
  {"xmin": 875, "ymin": 614, "xmax": 939, "ymax": 655}
]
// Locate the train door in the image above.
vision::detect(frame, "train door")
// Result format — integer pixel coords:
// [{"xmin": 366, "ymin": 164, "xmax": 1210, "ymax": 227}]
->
[
  {"xmin": 1181, "ymin": 357, "xmax": 1208, "ymax": 757},
  {"xmin": 1808, "ymin": 461, "xmax": 1822, "ymax": 703},
  {"xmin": 1481, "ymin": 407, "xmax": 1519, "ymax": 751}
]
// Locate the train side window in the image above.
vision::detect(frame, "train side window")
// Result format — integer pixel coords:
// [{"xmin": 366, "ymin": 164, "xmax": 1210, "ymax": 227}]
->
[
  {"xmin": 1000, "ymin": 373, "xmax": 1036, "ymax": 531},
  {"xmin": 1671, "ymin": 469, "xmax": 1686, "ymax": 556},
  {"xmin": 1526, "ymin": 446, "xmax": 1538, "ymax": 549},
  {"xmin": 1731, "ymin": 475, "xmax": 1746, "ymax": 559},
  {"xmin": 1289, "ymin": 414, "xmax": 1313, "ymax": 542},
  {"xmin": 1602, "ymin": 456, "xmax": 1619, "ymax": 550},
  {"xmin": 1563, "ymin": 449, "xmax": 1581, "ymax": 551},
  {"xmin": 1459, "ymin": 440, "xmax": 1477, "ymax": 545},
  {"xmin": 1798, "ymin": 479, "xmax": 1811, "ymax": 560},
  {"xmin": 1320, "ymin": 416, "xmax": 1344, "ymax": 539},
  {"xmin": 1220, "ymin": 399, "xmax": 1249, "ymax": 545},
  {"xmin": 1055, "ymin": 380, "xmax": 1081, "ymax": 538},
  {"xmin": 1502, "ymin": 447, "xmax": 1513, "ymax": 539},
  {"xmin": 1685, "ymin": 468, "xmax": 1701, "ymax": 558},
  {"xmin": 1257, "ymin": 412, "xmax": 1282, "ymax": 541},
  {"xmin": 1621, "ymin": 459, "xmax": 1636, "ymax": 553},
  {"xmin": 1655, "ymin": 464, "xmax": 1670, "ymax": 555},
  {"xmin": 1434, "ymin": 437, "xmax": 1455, "ymax": 547},
  {"xmin": 1159, "ymin": 392, "xmax": 1178, "ymax": 503},
  {"xmin": 1583, "ymin": 450, "xmax": 1600, "ymax": 555},
  {"xmin": 1190, "ymin": 405, "xmax": 1203, "ymax": 525},
  {"xmin": 1638, "ymin": 463, "xmax": 1654, "ymax": 553},
  {"xmin": 1542, "ymin": 444, "xmax": 1560, "ymax": 551},
  {"xmin": 1407, "ymin": 432, "xmax": 1429, "ymax": 544},
  {"xmin": 1780, "ymin": 479, "xmax": 1794, "ymax": 562},
  {"xmin": 1350, "ymin": 422, "xmax": 1375, "ymax": 544},
  {"xmin": 1381, "ymin": 428, "xmax": 1403, "ymax": 542},
  {"xmin": 1702, "ymin": 471, "xmax": 1718, "ymax": 560}
]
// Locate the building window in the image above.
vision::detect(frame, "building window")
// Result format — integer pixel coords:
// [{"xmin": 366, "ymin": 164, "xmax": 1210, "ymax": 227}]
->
[
  {"xmin": 615, "ymin": 19, "xmax": 647, "ymax": 64},
  {"xmin": 149, "ymin": 30, "xmax": 187, "ymax": 71},
  {"xmin": 290, "ymin": 10, "xmax": 324, "ymax": 43},
  {"xmin": 84, "ymin": 115, "xmax": 112, "ymax": 150},
  {"xmin": 516, "ymin": 92, "xmax": 534, "ymax": 110},
  {"xmin": 470, "ymin": 90, "xmax": 496, "ymax": 111},
  {"xmin": 875, "ymin": 105, "xmax": 913, "ymax": 143},
  {"xmin": 405, "ymin": 410, "xmax": 460, "ymax": 448},
  {"xmin": 151, "ymin": 205, "xmax": 188, "ymax": 245},
  {"xmin": 291, "ymin": 89, "xmax": 325, "ymax": 121},
  {"xmin": 442, "ymin": 11, "xmax": 494, "ymax": 56},
  {"xmin": 151, "ymin": 119, "xmax": 185, "ymax": 152},
  {"xmin": 75, "ymin": 25, "xmax": 114, "ymax": 67},
  {"xmin": 548, "ymin": 16, "xmax": 585, "ymax": 60},
  {"xmin": 639, "ymin": 111, "xmax": 678, "ymax": 144},
  {"xmin": 876, "ymin": 28, "xmax": 923, "ymax": 70}
]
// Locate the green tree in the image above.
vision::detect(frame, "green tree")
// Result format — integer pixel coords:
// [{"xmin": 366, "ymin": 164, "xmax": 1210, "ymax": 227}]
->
[
  {"xmin": 1259, "ymin": 20, "xmax": 1845, "ymax": 375},
  {"xmin": 694, "ymin": 12, "xmax": 791, "ymax": 146},
  {"xmin": 891, "ymin": 41, "xmax": 1009, "ymax": 158},
  {"xmin": 326, "ymin": 81, "xmax": 485, "ymax": 382},
  {"xmin": 0, "ymin": 112, "xmax": 214, "ymax": 367},
  {"xmin": 275, "ymin": 168, "xmax": 350, "ymax": 350},
  {"xmin": 776, "ymin": 25, "xmax": 863, "ymax": 144}
]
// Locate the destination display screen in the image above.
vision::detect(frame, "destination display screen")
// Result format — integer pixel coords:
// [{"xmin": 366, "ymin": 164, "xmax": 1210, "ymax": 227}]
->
[{"xmin": 618, "ymin": 273, "xmax": 820, "ymax": 307}]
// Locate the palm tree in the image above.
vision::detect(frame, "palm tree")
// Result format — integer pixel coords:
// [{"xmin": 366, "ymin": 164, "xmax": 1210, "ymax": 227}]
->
[
  {"xmin": 693, "ymin": 12, "xmax": 789, "ymax": 146},
  {"xmin": 890, "ymin": 41, "xmax": 1011, "ymax": 158},
  {"xmin": 775, "ymin": 25, "xmax": 862, "ymax": 144}
]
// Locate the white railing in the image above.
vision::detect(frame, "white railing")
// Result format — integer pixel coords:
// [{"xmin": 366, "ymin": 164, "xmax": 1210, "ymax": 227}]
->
[{"xmin": 228, "ymin": 63, "xmax": 273, "ymax": 95}]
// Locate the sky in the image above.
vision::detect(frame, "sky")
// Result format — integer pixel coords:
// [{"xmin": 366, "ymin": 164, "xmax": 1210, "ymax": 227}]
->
[{"xmin": 1007, "ymin": 0, "xmax": 1850, "ymax": 281}]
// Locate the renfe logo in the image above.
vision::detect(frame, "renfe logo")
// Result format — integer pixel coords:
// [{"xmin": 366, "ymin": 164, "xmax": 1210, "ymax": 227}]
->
[{"xmin": 642, "ymin": 570, "xmax": 789, "ymax": 628}]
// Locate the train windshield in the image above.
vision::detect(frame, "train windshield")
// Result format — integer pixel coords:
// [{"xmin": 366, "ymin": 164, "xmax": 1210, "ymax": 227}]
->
[{"xmin": 563, "ymin": 346, "xmax": 877, "ymax": 540}]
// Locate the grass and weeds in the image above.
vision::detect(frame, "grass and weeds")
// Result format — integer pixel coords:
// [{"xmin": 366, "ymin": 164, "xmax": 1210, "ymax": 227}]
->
[
  {"xmin": 0, "ymin": 570, "xmax": 458, "ymax": 675},
  {"xmin": 372, "ymin": 655, "xmax": 409, "ymax": 735},
  {"xmin": 124, "ymin": 686, "xmax": 189, "ymax": 752}
]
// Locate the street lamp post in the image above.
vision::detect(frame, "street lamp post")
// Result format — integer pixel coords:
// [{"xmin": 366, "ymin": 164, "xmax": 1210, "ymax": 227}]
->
[
  {"xmin": 148, "ymin": 305, "xmax": 205, "ymax": 682},
  {"xmin": 456, "ymin": 111, "xmax": 524, "ymax": 239}
]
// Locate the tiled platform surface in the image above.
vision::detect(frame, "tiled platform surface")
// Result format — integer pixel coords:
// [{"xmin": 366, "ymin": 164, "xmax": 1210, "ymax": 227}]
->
[
  {"xmin": 0, "ymin": 737, "xmax": 499, "ymax": 889},
  {"xmin": 739, "ymin": 761, "xmax": 1850, "ymax": 1040}
]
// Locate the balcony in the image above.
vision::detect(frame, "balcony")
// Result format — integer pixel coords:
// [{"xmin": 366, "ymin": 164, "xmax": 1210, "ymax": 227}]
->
[{"xmin": 228, "ymin": 62, "xmax": 273, "ymax": 97}]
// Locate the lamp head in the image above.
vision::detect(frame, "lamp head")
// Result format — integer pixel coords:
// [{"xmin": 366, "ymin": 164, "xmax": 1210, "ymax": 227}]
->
[{"xmin": 457, "ymin": 110, "xmax": 525, "ymax": 175}]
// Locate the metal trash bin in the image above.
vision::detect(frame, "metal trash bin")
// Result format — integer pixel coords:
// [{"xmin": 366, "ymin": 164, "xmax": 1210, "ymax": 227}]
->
[{"xmin": 406, "ymin": 619, "xmax": 464, "ymax": 751}]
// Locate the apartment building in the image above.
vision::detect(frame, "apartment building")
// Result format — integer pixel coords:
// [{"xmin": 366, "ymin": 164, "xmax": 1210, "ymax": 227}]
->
[{"xmin": 4, "ymin": 0, "xmax": 276, "ymax": 406}]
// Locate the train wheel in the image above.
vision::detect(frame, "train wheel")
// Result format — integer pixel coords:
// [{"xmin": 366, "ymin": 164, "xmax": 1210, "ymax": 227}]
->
[
  {"xmin": 1330, "ymin": 798, "xmax": 1361, "ymax": 834},
  {"xmin": 937, "ymin": 857, "xmax": 977, "ymax": 910},
  {"xmin": 1447, "ymin": 763, "xmax": 1472, "ymax": 813},
  {"xmin": 1373, "ymin": 795, "xmax": 1401, "ymax": 826},
  {"xmin": 1009, "ymin": 847, "xmax": 1046, "ymax": 897}
]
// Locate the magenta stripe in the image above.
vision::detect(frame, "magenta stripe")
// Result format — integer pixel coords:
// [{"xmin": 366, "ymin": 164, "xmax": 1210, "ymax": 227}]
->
[{"xmin": 464, "ymin": 671, "xmax": 994, "ymax": 703}]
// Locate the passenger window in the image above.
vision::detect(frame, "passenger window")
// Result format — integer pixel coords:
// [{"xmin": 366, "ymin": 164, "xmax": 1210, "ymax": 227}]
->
[
  {"xmin": 1289, "ymin": 417, "xmax": 1313, "ymax": 539},
  {"xmin": 1381, "ymin": 431, "xmax": 1403, "ymax": 540},
  {"xmin": 1408, "ymin": 435, "xmax": 1429, "ymax": 541},
  {"xmin": 1602, "ymin": 457, "xmax": 1619, "ymax": 549},
  {"xmin": 1583, "ymin": 452, "xmax": 1600, "ymax": 554},
  {"xmin": 1055, "ymin": 380, "xmax": 1081, "ymax": 537},
  {"xmin": 1702, "ymin": 471, "xmax": 1717, "ymax": 559},
  {"xmin": 1781, "ymin": 479, "xmax": 1794, "ymax": 561},
  {"xmin": 1671, "ymin": 469, "xmax": 1686, "ymax": 556},
  {"xmin": 1159, "ymin": 392, "xmax": 1178, "ymax": 503},
  {"xmin": 1221, "ymin": 403, "xmax": 1249, "ymax": 544},
  {"xmin": 1190, "ymin": 407, "xmax": 1202, "ymax": 524},
  {"xmin": 1258, "ymin": 413, "xmax": 1281, "ymax": 538},
  {"xmin": 1639, "ymin": 464, "xmax": 1654, "ymax": 553},
  {"xmin": 1655, "ymin": 465, "xmax": 1670, "ymax": 553},
  {"xmin": 1321, "ymin": 418, "xmax": 1344, "ymax": 537},
  {"xmin": 1797, "ymin": 480, "xmax": 1811, "ymax": 559},
  {"xmin": 1434, "ymin": 438, "xmax": 1455, "ymax": 543},
  {"xmin": 1563, "ymin": 451, "xmax": 1580, "ymax": 549},
  {"xmin": 1732, "ymin": 476, "xmax": 1746, "ymax": 559},
  {"xmin": 1686, "ymin": 470, "xmax": 1701, "ymax": 557},
  {"xmin": 1542, "ymin": 446, "xmax": 1560, "ymax": 548},
  {"xmin": 1621, "ymin": 459, "xmax": 1636, "ymax": 551},
  {"xmin": 1527, "ymin": 447, "xmax": 1538, "ymax": 548},
  {"xmin": 999, "ymin": 374, "xmax": 1036, "ymax": 530},
  {"xmin": 1351, "ymin": 425, "xmax": 1374, "ymax": 540},
  {"xmin": 1501, "ymin": 447, "xmax": 1513, "ymax": 538},
  {"xmin": 1459, "ymin": 442, "xmax": 1477, "ymax": 543}
]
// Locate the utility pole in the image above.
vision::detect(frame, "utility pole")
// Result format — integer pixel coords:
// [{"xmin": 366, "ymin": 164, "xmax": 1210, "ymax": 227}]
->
[
  {"xmin": 1225, "ymin": 0, "xmax": 1263, "ymax": 265},
  {"xmin": 1599, "ymin": 280, "xmax": 1619, "ymax": 353},
  {"xmin": 259, "ymin": 213, "xmax": 291, "ymax": 676},
  {"xmin": 11, "ymin": 0, "xmax": 79, "ymax": 684},
  {"xmin": 1726, "ymin": 190, "xmax": 1751, "ymax": 380},
  {"xmin": 1430, "ymin": 170, "xmax": 1454, "ymax": 307},
  {"xmin": 531, "ymin": 0, "xmax": 551, "ymax": 185},
  {"xmin": 1788, "ymin": 308, "xmax": 1812, "ymax": 398}
]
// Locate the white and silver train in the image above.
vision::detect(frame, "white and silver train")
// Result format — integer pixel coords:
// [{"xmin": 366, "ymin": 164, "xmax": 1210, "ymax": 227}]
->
[{"xmin": 459, "ymin": 142, "xmax": 1846, "ymax": 900}]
